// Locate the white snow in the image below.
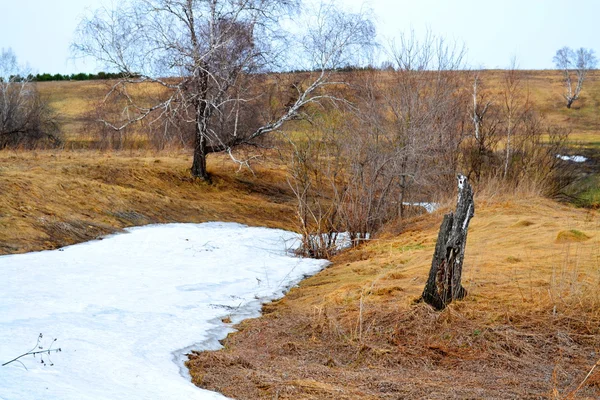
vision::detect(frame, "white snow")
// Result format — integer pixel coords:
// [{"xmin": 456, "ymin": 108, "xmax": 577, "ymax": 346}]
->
[
  {"xmin": 0, "ymin": 222, "xmax": 329, "ymax": 400},
  {"xmin": 557, "ymin": 154, "xmax": 588, "ymax": 163},
  {"xmin": 402, "ymin": 202, "xmax": 439, "ymax": 213},
  {"xmin": 303, "ymin": 232, "xmax": 370, "ymax": 252}
]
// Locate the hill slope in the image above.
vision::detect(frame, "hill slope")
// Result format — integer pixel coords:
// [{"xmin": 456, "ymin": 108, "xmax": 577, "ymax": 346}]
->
[
  {"xmin": 187, "ymin": 196, "xmax": 600, "ymax": 399},
  {"xmin": 0, "ymin": 151, "xmax": 296, "ymax": 254}
]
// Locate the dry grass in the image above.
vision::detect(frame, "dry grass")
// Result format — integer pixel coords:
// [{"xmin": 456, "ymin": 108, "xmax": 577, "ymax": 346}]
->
[
  {"xmin": 475, "ymin": 69, "xmax": 600, "ymax": 149},
  {"xmin": 37, "ymin": 79, "xmax": 173, "ymax": 147},
  {"xmin": 188, "ymin": 194, "xmax": 600, "ymax": 399},
  {"xmin": 37, "ymin": 80, "xmax": 107, "ymax": 141},
  {"xmin": 0, "ymin": 150, "xmax": 296, "ymax": 254},
  {"xmin": 37, "ymin": 70, "xmax": 600, "ymax": 149},
  {"xmin": 556, "ymin": 229, "xmax": 592, "ymax": 243}
]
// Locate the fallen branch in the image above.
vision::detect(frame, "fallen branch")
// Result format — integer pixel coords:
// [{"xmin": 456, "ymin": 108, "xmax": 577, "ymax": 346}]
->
[{"xmin": 2, "ymin": 333, "xmax": 62, "ymax": 368}]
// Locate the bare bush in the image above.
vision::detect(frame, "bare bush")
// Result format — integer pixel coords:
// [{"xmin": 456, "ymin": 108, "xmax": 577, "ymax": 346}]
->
[
  {"xmin": 286, "ymin": 120, "xmax": 344, "ymax": 259},
  {"xmin": 0, "ymin": 49, "xmax": 60, "ymax": 149},
  {"xmin": 463, "ymin": 63, "xmax": 572, "ymax": 195},
  {"xmin": 287, "ymin": 33, "xmax": 470, "ymax": 257},
  {"xmin": 384, "ymin": 31, "xmax": 469, "ymax": 211}
]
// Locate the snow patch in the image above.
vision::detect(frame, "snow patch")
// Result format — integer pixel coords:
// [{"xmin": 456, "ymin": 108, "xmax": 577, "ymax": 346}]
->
[
  {"xmin": 0, "ymin": 222, "xmax": 329, "ymax": 400},
  {"xmin": 557, "ymin": 154, "xmax": 588, "ymax": 163},
  {"xmin": 402, "ymin": 202, "xmax": 439, "ymax": 213}
]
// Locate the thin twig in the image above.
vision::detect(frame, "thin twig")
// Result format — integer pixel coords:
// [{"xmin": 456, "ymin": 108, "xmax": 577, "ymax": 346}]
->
[
  {"xmin": 2, "ymin": 348, "xmax": 62, "ymax": 367},
  {"xmin": 563, "ymin": 359, "xmax": 600, "ymax": 399},
  {"xmin": 3, "ymin": 334, "xmax": 61, "ymax": 367}
]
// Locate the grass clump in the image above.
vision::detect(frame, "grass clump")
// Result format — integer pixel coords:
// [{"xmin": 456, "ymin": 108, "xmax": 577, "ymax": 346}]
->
[
  {"xmin": 514, "ymin": 220, "xmax": 535, "ymax": 227},
  {"xmin": 556, "ymin": 229, "xmax": 591, "ymax": 242},
  {"xmin": 578, "ymin": 186, "xmax": 600, "ymax": 209},
  {"xmin": 505, "ymin": 256, "xmax": 522, "ymax": 263}
]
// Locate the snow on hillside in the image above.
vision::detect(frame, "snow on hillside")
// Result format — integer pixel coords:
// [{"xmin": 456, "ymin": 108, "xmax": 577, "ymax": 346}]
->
[{"xmin": 0, "ymin": 223, "xmax": 329, "ymax": 400}]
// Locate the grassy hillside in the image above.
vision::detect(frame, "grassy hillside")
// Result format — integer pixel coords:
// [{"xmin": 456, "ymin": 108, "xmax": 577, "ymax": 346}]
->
[
  {"xmin": 37, "ymin": 70, "xmax": 600, "ymax": 148},
  {"xmin": 469, "ymin": 70, "xmax": 600, "ymax": 148},
  {"xmin": 0, "ymin": 151, "xmax": 295, "ymax": 254},
  {"xmin": 187, "ymin": 195, "xmax": 600, "ymax": 398},
  {"xmin": 38, "ymin": 80, "xmax": 108, "ymax": 142}
]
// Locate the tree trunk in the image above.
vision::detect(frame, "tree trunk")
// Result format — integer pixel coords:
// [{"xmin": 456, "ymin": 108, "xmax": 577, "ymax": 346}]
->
[
  {"xmin": 191, "ymin": 128, "xmax": 210, "ymax": 181},
  {"xmin": 191, "ymin": 69, "xmax": 211, "ymax": 182},
  {"xmin": 566, "ymin": 99, "xmax": 573, "ymax": 109},
  {"xmin": 422, "ymin": 174, "xmax": 474, "ymax": 310},
  {"xmin": 190, "ymin": 56, "xmax": 212, "ymax": 181}
]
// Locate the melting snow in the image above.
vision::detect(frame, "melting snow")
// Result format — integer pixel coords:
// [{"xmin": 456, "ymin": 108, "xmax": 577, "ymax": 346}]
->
[
  {"xmin": 0, "ymin": 223, "xmax": 329, "ymax": 400},
  {"xmin": 557, "ymin": 154, "xmax": 588, "ymax": 163},
  {"xmin": 402, "ymin": 202, "xmax": 439, "ymax": 213}
]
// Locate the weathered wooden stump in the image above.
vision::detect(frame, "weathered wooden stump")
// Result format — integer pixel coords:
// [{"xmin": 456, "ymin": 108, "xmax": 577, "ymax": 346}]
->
[{"xmin": 422, "ymin": 174, "xmax": 474, "ymax": 310}]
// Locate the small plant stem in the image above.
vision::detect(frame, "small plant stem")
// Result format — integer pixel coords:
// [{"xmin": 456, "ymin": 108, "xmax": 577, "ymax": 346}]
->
[{"xmin": 2, "ymin": 348, "xmax": 61, "ymax": 367}]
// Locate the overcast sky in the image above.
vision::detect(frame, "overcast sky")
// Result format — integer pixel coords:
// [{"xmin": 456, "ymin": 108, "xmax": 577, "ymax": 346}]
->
[{"xmin": 1, "ymin": 0, "xmax": 598, "ymax": 74}]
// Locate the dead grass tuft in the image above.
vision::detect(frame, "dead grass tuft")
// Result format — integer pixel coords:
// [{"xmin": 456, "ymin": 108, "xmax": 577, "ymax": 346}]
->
[
  {"xmin": 514, "ymin": 220, "xmax": 536, "ymax": 227},
  {"xmin": 556, "ymin": 229, "xmax": 592, "ymax": 243}
]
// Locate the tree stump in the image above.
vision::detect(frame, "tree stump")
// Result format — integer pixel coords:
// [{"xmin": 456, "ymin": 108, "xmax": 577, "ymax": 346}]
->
[{"xmin": 422, "ymin": 175, "xmax": 474, "ymax": 310}]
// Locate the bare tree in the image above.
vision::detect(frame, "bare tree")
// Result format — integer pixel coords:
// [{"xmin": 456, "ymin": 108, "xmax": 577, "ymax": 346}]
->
[
  {"xmin": 0, "ymin": 48, "xmax": 60, "ymax": 149},
  {"xmin": 287, "ymin": 32, "xmax": 470, "ymax": 258},
  {"xmin": 553, "ymin": 46, "xmax": 597, "ymax": 109},
  {"xmin": 502, "ymin": 57, "xmax": 529, "ymax": 178},
  {"xmin": 465, "ymin": 72, "xmax": 501, "ymax": 182},
  {"xmin": 73, "ymin": 0, "xmax": 374, "ymax": 180},
  {"xmin": 385, "ymin": 31, "xmax": 469, "ymax": 213}
]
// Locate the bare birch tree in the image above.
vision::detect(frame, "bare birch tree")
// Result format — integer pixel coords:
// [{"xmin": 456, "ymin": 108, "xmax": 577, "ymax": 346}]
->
[
  {"xmin": 73, "ymin": 0, "xmax": 374, "ymax": 180},
  {"xmin": 553, "ymin": 47, "xmax": 597, "ymax": 109},
  {"xmin": 502, "ymin": 57, "xmax": 528, "ymax": 178},
  {"xmin": 465, "ymin": 72, "xmax": 501, "ymax": 182},
  {"xmin": 0, "ymin": 48, "xmax": 60, "ymax": 148}
]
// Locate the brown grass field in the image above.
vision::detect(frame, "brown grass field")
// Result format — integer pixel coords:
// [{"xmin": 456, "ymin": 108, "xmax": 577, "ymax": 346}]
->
[
  {"xmin": 187, "ymin": 195, "xmax": 600, "ymax": 398},
  {"xmin": 36, "ymin": 70, "xmax": 600, "ymax": 148},
  {"xmin": 1, "ymin": 70, "xmax": 598, "ymax": 398}
]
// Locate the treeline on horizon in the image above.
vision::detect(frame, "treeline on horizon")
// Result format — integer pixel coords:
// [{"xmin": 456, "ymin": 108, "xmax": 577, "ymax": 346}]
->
[
  {"xmin": 6, "ymin": 71, "xmax": 138, "ymax": 82},
  {"xmin": 5, "ymin": 64, "xmax": 576, "ymax": 84},
  {"xmin": 5, "ymin": 65, "xmax": 381, "ymax": 83}
]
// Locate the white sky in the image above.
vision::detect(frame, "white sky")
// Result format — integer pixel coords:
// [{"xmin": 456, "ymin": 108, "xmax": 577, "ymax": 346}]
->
[{"xmin": 1, "ymin": 0, "xmax": 598, "ymax": 74}]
